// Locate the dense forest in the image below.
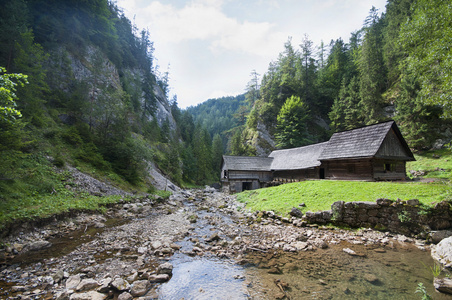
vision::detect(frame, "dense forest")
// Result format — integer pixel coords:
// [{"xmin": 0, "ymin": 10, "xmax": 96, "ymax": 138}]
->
[
  {"xmin": 1, "ymin": 0, "xmax": 452, "ymax": 202},
  {"xmin": 193, "ymin": 0, "xmax": 451, "ymax": 156},
  {"xmin": 0, "ymin": 0, "xmax": 223, "ymax": 204}
]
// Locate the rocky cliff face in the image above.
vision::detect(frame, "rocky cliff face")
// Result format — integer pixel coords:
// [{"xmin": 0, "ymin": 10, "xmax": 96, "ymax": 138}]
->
[{"xmin": 50, "ymin": 45, "xmax": 176, "ymax": 131}]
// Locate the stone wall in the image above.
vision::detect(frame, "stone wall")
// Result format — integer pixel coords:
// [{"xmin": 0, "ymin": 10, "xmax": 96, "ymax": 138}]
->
[{"xmin": 303, "ymin": 199, "xmax": 452, "ymax": 237}]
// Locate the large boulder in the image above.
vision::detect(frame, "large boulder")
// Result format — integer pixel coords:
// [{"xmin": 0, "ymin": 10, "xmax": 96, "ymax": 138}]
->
[{"xmin": 431, "ymin": 236, "xmax": 452, "ymax": 269}]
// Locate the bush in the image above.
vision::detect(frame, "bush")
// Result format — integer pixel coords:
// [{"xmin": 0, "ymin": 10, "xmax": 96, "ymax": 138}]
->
[{"xmin": 61, "ymin": 126, "xmax": 83, "ymax": 145}]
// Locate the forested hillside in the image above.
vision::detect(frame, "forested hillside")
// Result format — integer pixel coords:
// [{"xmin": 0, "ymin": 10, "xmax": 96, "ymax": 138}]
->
[
  {"xmin": 0, "ymin": 0, "xmax": 223, "ymax": 207},
  {"xmin": 186, "ymin": 94, "xmax": 248, "ymax": 152},
  {"xmin": 219, "ymin": 0, "xmax": 452, "ymax": 156}
]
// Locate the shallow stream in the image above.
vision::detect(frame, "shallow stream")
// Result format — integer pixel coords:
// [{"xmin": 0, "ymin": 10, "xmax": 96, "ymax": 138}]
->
[{"xmin": 1, "ymin": 196, "xmax": 451, "ymax": 299}]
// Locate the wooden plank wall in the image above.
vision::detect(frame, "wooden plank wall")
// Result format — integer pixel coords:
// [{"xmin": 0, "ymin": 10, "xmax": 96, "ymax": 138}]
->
[{"xmin": 324, "ymin": 159, "xmax": 374, "ymax": 180}]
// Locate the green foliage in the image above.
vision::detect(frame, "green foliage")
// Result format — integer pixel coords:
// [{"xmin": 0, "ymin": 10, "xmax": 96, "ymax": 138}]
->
[
  {"xmin": 397, "ymin": 210, "xmax": 411, "ymax": 223},
  {"xmin": 0, "ymin": 66, "xmax": 27, "ymax": 123},
  {"xmin": 275, "ymin": 96, "xmax": 312, "ymax": 148},
  {"xmin": 329, "ymin": 77, "xmax": 363, "ymax": 132},
  {"xmin": 399, "ymin": 0, "xmax": 452, "ymax": 118},
  {"xmin": 415, "ymin": 282, "xmax": 431, "ymax": 300},
  {"xmin": 394, "ymin": 69, "xmax": 443, "ymax": 150}
]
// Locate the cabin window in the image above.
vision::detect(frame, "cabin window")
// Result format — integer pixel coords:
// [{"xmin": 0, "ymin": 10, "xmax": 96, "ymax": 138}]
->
[
  {"xmin": 223, "ymin": 170, "xmax": 228, "ymax": 178},
  {"xmin": 347, "ymin": 165, "xmax": 355, "ymax": 173},
  {"xmin": 384, "ymin": 163, "xmax": 396, "ymax": 172}
]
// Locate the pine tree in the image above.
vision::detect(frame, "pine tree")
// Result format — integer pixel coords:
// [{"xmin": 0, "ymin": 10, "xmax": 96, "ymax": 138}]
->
[
  {"xmin": 275, "ymin": 96, "xmax": 311, "ymax": 148},
  {"xmin": 358, "ymin": 7, "xmax": 387, "ymax": 125}
]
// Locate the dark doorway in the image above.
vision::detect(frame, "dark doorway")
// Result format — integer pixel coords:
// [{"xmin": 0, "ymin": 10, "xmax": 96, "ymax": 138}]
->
[
  {"xmin": 242, "ymin": 182, "xmax": 252, "ymax": 191},
  {"xmin": 319, "ymin": 168, "xmax": 325, "ymax": 179}
]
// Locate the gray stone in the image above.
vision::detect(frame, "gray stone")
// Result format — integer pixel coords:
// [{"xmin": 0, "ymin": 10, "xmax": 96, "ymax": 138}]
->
[
  {"xmin": 406, "ymin": 199, "xmax": 420, "ymax": 206},
  {"xmin": 431, "ymin": 236, "xmax": 452, "ymax": 268},
  {"xmin": 56, "ymin": 290, "xmax": 71, "ymax": 300},
  {"xmin": 70, "ymin": 291, "xmax": 107, "ymax": 300},
  {"xmin": 206, "ymin": 232, "xmax": 221, "ymax": 242},
  {"xmin": 76, "ymin": 278, "xmax": 100, "ymax": 292},
  {"xmin": 27, "ymin": 240, "xmax": 52, "ymax": 251},
  {"xmin": 131, "ymin": 280, "xmax": 151, "ymax": 297},
  {"xmin": 118, "ymin": 292, "xmax": 133, "ymax": 300},
  {"xmin": 97, "ymin": 277, "xmax": 112, "ymax": 293},
  {"xmin": 151, "ymin": 240, "xmax": 162, "ymax": 249},
  {"xmin": 289, "ymin": 207, "xmax": 303, "ymax": 218},
  {"xmin": 363, "ymin": 274, "xmax": 379, "ymax": 284},
  {"xmin": 434, "ymin": 278, "xmax": 452, "ymax": 294},
  {"xmin": 148, "ymin": 274, "xmax": 170, "ymax": 283},
  {"xmin": 376, "ymin": 198, "xmax": 393, "ymax": 206},
  {"xmin": 53, "ymin": 269, "xmax": 65, "ymax": 283},
  {"xmin": 66, "ymin": 274, "xmax": 81, "ymax": 290},
  {"xmin": 111, "ymin": 278, "xmax": 131, "ymax": 291},
  {"xmin": 430, "ymin": 230, "xmax": 452, "ymax": 244},
  {"xmin": 158, "ymin": 262, "xmax": 173, "ymax": 275},
  {"xmin": 293, "ymin": 241, "xmax": 308, "ymax": 251}
]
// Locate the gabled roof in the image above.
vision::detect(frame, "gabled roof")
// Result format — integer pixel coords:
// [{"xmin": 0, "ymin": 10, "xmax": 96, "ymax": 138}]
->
[
  {"xmin": 319, "ymin": 121, "xmax": 414, "ymax": 161},
  {"xmin": 269, "ymin": 142, "xmax": 328, "ymax": 170},
  {"xmin": 222, "ymin": 155, "xmax": 273, "ymax": 171}
]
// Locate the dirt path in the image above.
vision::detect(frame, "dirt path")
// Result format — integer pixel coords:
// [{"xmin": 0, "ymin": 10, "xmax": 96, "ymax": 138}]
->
[{"xmin": 0, "ymin": 189, "xmax": 437, "ymax": 299}]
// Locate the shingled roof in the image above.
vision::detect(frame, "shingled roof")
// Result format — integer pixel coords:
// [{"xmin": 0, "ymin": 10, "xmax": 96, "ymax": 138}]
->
[
  {"xmin": 269, "ymin": 142, "xmax": 328, "ymax": 170},
  {"xmin": 319, "ymin": 121, "xmax": 414, "ymax": 161},
  {"xmin": 222, "ymin": 156, "xmax": 273, "ymax": 171}
]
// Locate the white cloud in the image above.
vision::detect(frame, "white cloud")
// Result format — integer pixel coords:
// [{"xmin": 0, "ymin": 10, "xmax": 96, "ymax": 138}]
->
[
  {"xmin": 127, "ymin": 0, "xmax": 284, "ymax": 58},
  {"xmin": 116, "ymin": 0, "xmax": 388, "ymax": 108}
]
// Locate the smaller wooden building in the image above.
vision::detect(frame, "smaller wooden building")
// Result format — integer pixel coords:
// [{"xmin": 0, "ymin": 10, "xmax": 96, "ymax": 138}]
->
[
  {"xmin": 221, "ymin": 121, "xmax": 415, "ymax": 192},
  {"xmin": 221, "ymin": 156, "xmax": 273, "ymax": 193}
]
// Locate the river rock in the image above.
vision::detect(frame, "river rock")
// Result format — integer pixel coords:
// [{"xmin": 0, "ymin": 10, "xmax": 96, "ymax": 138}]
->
[
  {"xmin": 293, "ymin": 241, "xmax": 308, "ymax": 251},
  {"xmin": 97, "ymin": 277, "xmax": 112, "ymax": 293},
  {"xmin": 118, "ymin": 292, "xmax": 133, "ymax": 300},
  {"xmin": 434, "ymin": 278, "xmax": 452, "ymax": 294},
  {"xmin": 343, "ymin": 248, "xmax": 357, "ymax": 256},
  {"xmin": 111, "ymin": 278, "xmax": 131, "ymax": 291},
  {"xmin": 56, "ymin": 290, "xmax": 71, "ymax": 300},
  {"xmin": 148, "ymin": 274, "xmax": 170, "ymax": 283},
  {"xmin": 26, "ymin": 240, "xmax": 52, "ymax": 251},
  {"xmin": 206, "ymin": 232, "xmax": 221, "ymax": 242},
  {"xmin": 66, "ymin": 274, "xmax": 82, "ymax": 290},
  {"xmin": 431, "ymin": 236, "xmax": 452, "ymax": 268},
  {"xmin": 70, "ymin": 291, "xmax": 107, "ymax": 300},
  {"xmin": 430, "ymin": 230, "xmax": 452, "ymax": 244},
  {"xmin": 363, "ymin": 274, "xmax": 379, "ymax": 284},
  {"xmin": 157, "ymin": 262, "xmax": 173, "ymax": 275},
  {"xmin": 151, "ymin": 240, "xmax": 163, "ymax": 249},
  {"xmin": 76, "ymin": 278, "xmax": 100, "ymax": 292},
  {"xmin": 53, "ymin": 269, "xmax": 65, "ymax": 283},
  {"xmin": 130, "ymin": 280, "xmax": 150, "ymax": 297}
]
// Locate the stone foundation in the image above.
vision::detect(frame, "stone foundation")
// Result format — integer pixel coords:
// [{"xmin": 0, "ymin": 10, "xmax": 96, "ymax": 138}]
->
[{"xmin": 303, "ymin": 199, "xmax": 452, "ymax": 237}]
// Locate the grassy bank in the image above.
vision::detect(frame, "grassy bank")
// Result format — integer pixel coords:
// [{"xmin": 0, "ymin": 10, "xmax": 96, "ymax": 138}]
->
[
  {"xmin": 407, "ymin": 148, "xmax": 452, "ymax": 180},
  {"xmin": 236, "ymin": 181, "xmax": 451, "ymax": 216}
]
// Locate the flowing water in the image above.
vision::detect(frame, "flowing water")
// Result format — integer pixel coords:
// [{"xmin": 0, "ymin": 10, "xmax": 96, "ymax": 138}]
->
[{"xmin": 156, "ymin": 201, "xmax": 451, "ymax": 300}]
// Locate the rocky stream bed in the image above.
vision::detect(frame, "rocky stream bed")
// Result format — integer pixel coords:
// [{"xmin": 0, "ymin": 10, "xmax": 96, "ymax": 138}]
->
[{"xmin": 1, "ymin": 188, "xmax": 451, "ymax": 299}]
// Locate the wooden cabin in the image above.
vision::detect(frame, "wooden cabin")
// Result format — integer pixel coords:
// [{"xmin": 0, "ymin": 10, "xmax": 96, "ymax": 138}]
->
[
  {"xmin": 221, "ymin": 156, "xmax": 273, "ymax": 193},
  {"xmin": 318, "ymin": 121, "xmax": 415, "ymax": 180},
  {"xmin": 221, "ymin": 121, "xmax": 415, "ymax": 192}
]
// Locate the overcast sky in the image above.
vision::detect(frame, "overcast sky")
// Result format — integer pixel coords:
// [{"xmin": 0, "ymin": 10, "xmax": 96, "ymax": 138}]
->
[{"xmin": 115, "ymin": 0, "xmax": 387, "ymax": 108}]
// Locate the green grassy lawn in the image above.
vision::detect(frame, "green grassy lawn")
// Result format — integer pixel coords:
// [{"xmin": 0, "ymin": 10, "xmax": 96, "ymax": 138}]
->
[
  {"xmin": 237, "ymin": 148, "xmax": 452, "ymax": 216},
  {"xmin": 237, "ymin": 180, "xmax": 451, "ymax": 216},
  {"xmin": 407, "ymin": 148, "xmax": 452, "ymax": 180}
]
